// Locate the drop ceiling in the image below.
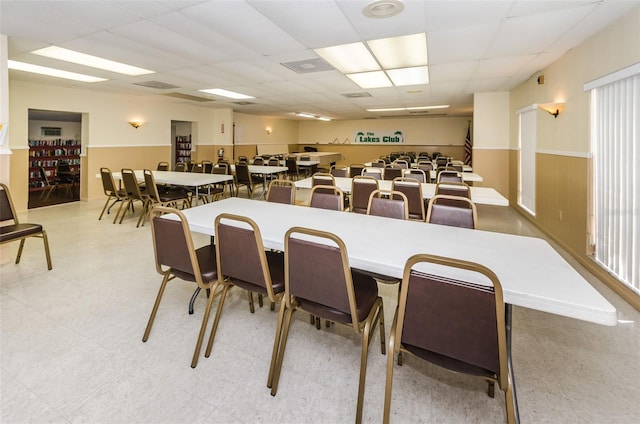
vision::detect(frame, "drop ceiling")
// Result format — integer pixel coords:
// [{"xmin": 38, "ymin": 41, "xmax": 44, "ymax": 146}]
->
[{"xmin": 2, "ymin": 0, "xmax": 637, "ymax": 120}]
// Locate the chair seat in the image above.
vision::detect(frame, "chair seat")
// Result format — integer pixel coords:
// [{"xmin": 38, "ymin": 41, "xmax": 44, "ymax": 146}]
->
[
  {"xmin": 297, "ymin": 270, "xmax": 378, "ymax": 324},
  {"xmin": 0, "ymin": 223, "xmax": 44, "ymax": 242},
  {"xmin": 172, "ymin": 244, "xmax": 218, "ymax": 283}
]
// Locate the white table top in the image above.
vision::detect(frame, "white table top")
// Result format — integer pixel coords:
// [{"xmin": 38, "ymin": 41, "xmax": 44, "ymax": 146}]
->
[
  {"xmin": 230, "ymin": 165, "xmax": 289, "ymax": 174},
  {"xmin": 168, "ymin": 197, "xmax": 616, "ymax": 326},
  {"xmin": 112, "ymin": 170, "xmax": 232, "ymax": 186},
  {"xmin": 295, "ymin": 176, "xmax": 508, "ymax": 206},
  {"xmin": 250, "ymin": 160, "xmax": 320, "ymax": 166}
]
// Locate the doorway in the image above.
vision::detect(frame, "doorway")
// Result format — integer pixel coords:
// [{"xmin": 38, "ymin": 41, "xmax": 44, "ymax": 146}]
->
[
  {"xmin": 28, "ymin": 109, "xmax": 82, "ymax": 208},
  {"xmin": 171, "ymin": 120, "xmax": 193, "ymax": 170}
]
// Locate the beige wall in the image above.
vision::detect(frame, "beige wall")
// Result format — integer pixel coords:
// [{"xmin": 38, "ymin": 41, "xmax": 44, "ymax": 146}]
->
[{"xmin": 508, "ymin": 6, "xmax": 640, "ymax": 308}]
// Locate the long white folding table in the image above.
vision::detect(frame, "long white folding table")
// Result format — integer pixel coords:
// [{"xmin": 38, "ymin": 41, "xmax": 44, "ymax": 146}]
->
[
  {"xmin": 111, "ymin": 170, "xmax": 233, "ymax": 205},
  {"xmin": 294, "ymin": 176, "xmax": 508, "ymax": 206},
  {"xmin": 166, "ymin": 197, "xmax": 616, "ymax": 423}
]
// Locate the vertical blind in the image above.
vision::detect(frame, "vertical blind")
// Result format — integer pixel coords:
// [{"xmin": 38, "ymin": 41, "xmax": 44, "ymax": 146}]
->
[
  {"xmin": 518, "ymin": 108, "xmax": 537, "ymax": 215},
  {"xmin": 588, "ymin": 69, "xmax": 640, "ymax": 294}
]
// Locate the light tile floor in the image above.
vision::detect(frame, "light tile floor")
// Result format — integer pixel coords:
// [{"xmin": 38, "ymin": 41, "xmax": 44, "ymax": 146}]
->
[{"xmin": 1, "ymin": 191, "xmax": 638, "ymax": 423}]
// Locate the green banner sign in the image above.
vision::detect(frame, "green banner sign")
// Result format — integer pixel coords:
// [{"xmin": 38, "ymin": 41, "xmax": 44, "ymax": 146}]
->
[{"xmin": 354, "ymin": 130, "xmax": 405, "ymax": 143}]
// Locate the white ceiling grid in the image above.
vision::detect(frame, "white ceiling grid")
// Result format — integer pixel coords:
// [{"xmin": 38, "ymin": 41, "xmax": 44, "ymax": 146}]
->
[{"xmin": 1, "ymin": 0, "xmax": 638, "ymax": 119}]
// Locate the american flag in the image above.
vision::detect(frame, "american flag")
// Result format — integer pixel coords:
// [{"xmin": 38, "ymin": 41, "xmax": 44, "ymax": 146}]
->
[{"xmin": 464, "ymin": 123, "xmax": 472, "ymax": 166}]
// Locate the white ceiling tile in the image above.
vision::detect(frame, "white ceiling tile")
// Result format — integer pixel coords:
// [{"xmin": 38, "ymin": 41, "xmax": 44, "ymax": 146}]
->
[
  {"xmin": 427, "ymin": 24, "xmax": 500, "ymax": 64},
  {"xmin": 473, "ymin": 55, "xmax": 537, "ymax": 80},
  {"xmin": 424, "ymin": 1, "xmax": 512, "ymax": 32},
  {"xmin": 429, "ymin": 61, "xmax": 479, "ymax": 83}
]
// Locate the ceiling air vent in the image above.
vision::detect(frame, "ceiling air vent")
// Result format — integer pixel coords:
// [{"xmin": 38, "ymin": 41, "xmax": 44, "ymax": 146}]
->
[
  {"xmin": 342, "ymin": 92, "xmax": 372, "ymax": 98},
  {"xmin": 162, "ymin": 93, "xmax": 214, "ymax": 102},
  {"xmin": 281, "ymin": 58, "xmax": 335, "ymax": 74}
]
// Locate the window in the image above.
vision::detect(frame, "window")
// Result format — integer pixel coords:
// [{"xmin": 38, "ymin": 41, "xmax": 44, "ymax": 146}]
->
[
  {"xmin": 517, "ymin": 105, "xmax": 537, "ymax": 216},
  {"xmin": 585, "ymin": 63, "xmax": 640, "ymax": 294}
]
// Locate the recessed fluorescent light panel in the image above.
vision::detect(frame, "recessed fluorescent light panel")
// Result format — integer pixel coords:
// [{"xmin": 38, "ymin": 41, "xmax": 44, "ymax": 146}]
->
[
  {"xmin": 31, "ymin": 46, "xmax": 154, "ymax": 76},
  {"xmin": 314, "ymin": 42, "xmax": 379, "ymax": 74},
  {"xmin": 387, "ymin": 66, "xmax": 429, "ymax": 86},
  {"xmin": 199, "ymin": 88, "xmax": 255, "ymax": 100},
  {"xmin": 315, "ymin": 33, "xmax": 429, "ymax": 89},
  {"xmin": 7, "ymin": 60, "xmax": 107, "ymax": 83},
  {"xmin": 347, "ymin": 71, "xmax": 393, "ymax": 89},
  {"xmin": 293, "ymin": 112, "xmax": 331, "ymax": 121},
  {"xmin": 366, "ymin": 105, "xmax": 449, "ymax": 112},
  {"xmin": 367, "ymin": 33, "xmax": 427, "ymax": 68}
]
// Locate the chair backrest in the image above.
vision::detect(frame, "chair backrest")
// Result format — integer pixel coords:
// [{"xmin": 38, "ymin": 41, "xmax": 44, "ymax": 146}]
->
[
  {"xmin": 435, "ymin": 156, "xmax": 449, "ymax": 167},
  {"xmin": 100, "ymin": 167, "xmax": 120, "ymax": 197},
  {"xmin": 435, "ymin": 182, "xmax": 471, "ymax": 201},
  {"xmin": 403, "ymin": 168, "xmax": 427, "ymax": 183},
  {"xmin": 393, "ymin": 159, "xmax": 409, "ymax": 169},
  {"xmin": 361, "ymin": 167, "xmax": 382, "ymax": 180},
  {"xmin": 149, "ymin": 206, "xmax": 207, "ymax": 287},
  {"xmin": 366, "ymin": 189, "xmax": 409, "ymax": 220},
  {"xmin": 238, "ymin": 155, "xmax": 248, "ymax": 162},
  {"xmin": 383, "ymin": 166, "xmax": 402, "ymax": 181},
  {"xmin": 372, "ymin": 160, "xmax": 386, "ymax": 168},
  {"xmin": 268, "ymin": 157, "xmax": 280, "ymax": 166},
  {"xmin": 57, "ymin": 160, "xmax": 71, "ymax": 173},
  {"xmin": 175, "ymin": 162, "xmax": 187, "ymax": 172},
  {"xmin": 191, "ymin": 162, "xmax": 205, "ymax": 173},
  {"xmin": 121, "ymin": 168, "xmax": 144, "ymax": 200},
  {"xmin": 215, "ymin": 213, "xmax": 279, "ymax": 301},
  {"xmin": 437, "ymin": 170, "xmax": 462, "ymax": 183},
  {"xmin": 299, "ymin": 154, "xmax": 311, "ymax": 161},
  {"xmin": 266, "ymin": 179, "xmax": 296, "ymax": 205},
  {"xmin": 350, "ymin": 176, "xmax": 379, "ymax": 214},
  {"xmin": 235, "ymin": 162, "xmax": 252, "ymax": 184},
  {"xmin": 426, "ymin": 195, "xmax": 477, "ymax": 229},
  {"xmin": 0, "ymin": 183, "xmax": 18, "ymax": 224},
  {"xmin": 213, "ymin": 163, "xmax": 229, "ymax": 175},
  {"xmin": 285, "ymin": 227, "xmax": 360, "ymax": 331},
  {"xmin": 311, "ymin": 172, "xmax": 335, "ymax": 194},
  {"xmin": 392, "ymin": 177, "xmax": 425, "ymax": 220},
  {"xmin": 396, "ymin": 253, "xmax": 507, "ymax": 386},
  {"xmin": 202, "ymin": 160, "xmax": 214, "ymax": 173},
  {"xmin": 253, "ymin": 156, "xmax": 264, "ymax": 165},
  {"xmin": 309, "ymin": 185, "xmax": 344, "ymax": 211},
  {"xmin": 157, "ymin": 161, "xmax": 169, "ymax": 171},
  {"xmin": 349, "ymin": 164, "xmax": 365, "ymax": 178},
  {"xmin": 143, "ymin": 169, "xmax": 161, "ymax": 203},
  {"xmin": 330, "ymin": 165, "xmax": 349, "ymax": 177},
  {"xmin": 186, "ymin": 160, "xmax": 197, "ymax": 172},
  {"xmin": 285, "ymin": 157, "xmax": 299, "ymax": 174}
]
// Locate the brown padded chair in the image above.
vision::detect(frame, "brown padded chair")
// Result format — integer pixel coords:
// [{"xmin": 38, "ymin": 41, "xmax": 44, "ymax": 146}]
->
[
  {"xmin": 383, "ymin": 166, "xmax": 403, "ymax": 181},
  {"xmin": 392, "ymin": 177, "xmax": 425, "ymax": 221},
  {"xmin": 142, "ymin": 206, "xmax": 219, "ymax": 369},
  {"xmin": 0, "ymin": 183, "xmax": 52, "ymax": 270},
  {"xmin": 269, "ymin": 227, "xmax": 386, "ymax": 424},
  {"xmin": 435, "ymin": 181, "xmax": 472, "ymax": 208},
  {"xmin": 308, "ymin": 185, "xmax": 344, "ymax": 211},
  {"xmin": 426, "ymin": 195, "xmax": 478, "ymax": 229},
  {"xmin": 383, "ymin": 253, "xmax": 515, "ymax": 424},
  {"xmin": 366, "ymin": 189, "xmax": 409, "ymax": 220},
  {"xmin": 266, "ymin": 179, "xmax": 296, "ymax": 205},
  {"xmin": 285, "ymin": 157, "xmax": 304, "ymax": 180},
  {"xmin": 349, "ymin": 164, "xmax": 366, "ymax": 178},
  {"xmin": 175, "ymin": 162, "xmax": 188, "ymax": 172},
  {"xmin": 437, "ymin": 169, "xmax": 463, "ymax": 183},
  {"xmin": 330, "ymin": 165, "xmax": 349, "ymax": 177},
  {"xmin": 142, "ymin": 170, "xmax": 191, "ymax": 225},
  {"xmin": 361, "ymin": 167, "xmax": 383, "ymax": 180},
  {"xmin": 120, "ymin": 168, "xmax": 151, "ymax": 227},
  {"xmin": 403, "ymin": 168, "xmax": 428, "ymax": 183},
  {"xmin": 98, "ymin": 167, "xmax": 128, "ymax": 223},
  {"xmin": 350, "ymin": 176, "xmax": 379, "ymax": 214},
  {"xmin": 202, "ymin": 213, "xmax": 285, "ymax": 360},
  {"xmin": 235, "ymin": 161, "xmax": 261, "ymax": 198},
  {"xmin": 157, "ymin": 161, "xmax": 170, "ymax": 171}
]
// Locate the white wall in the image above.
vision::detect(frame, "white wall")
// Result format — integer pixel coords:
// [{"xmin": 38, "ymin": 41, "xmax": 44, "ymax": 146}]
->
[
  {"xmin": 473, "ymin": 92, "xmax": 509, "ymax": 149},
  {"xmin": 28, "ymin": 120, "xmax": 81, "ymax": 140}
]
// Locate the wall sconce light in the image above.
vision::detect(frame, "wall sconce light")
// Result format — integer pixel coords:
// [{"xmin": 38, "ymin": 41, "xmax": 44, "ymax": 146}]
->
[
  {"xmin": 539, "ymin": 103, "xmax": 564, "ymax": 118},
  {"xmin": 128, "ymin": 120, "xmax": 144, "ymax": 129},
  {"xmin": 265, "ymin": 128, "xmax": 272, "ymax": 135}
]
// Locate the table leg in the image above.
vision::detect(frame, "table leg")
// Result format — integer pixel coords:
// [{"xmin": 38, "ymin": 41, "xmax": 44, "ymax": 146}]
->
[{"xmin": 506, "ymin": 303, "xmax": 520, "ymax": 424}]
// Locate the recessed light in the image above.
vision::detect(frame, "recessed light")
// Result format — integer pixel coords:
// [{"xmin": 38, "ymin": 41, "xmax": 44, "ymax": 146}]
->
[
  {"xmin": 7, "ymin": 60, "xmax": 107, "ymax": 83},
  {"xmin": 31, "ymin": 46, "xmax": 154, "ymax": 76},
  {"xmin": 199, "ymin": 88, "xmax": 255, "ymax": 99},
  {"xmin": 363, "ymin": 0, "xmax": 405, "ymax": 19}
]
